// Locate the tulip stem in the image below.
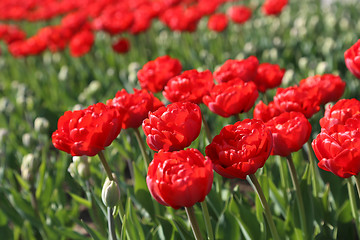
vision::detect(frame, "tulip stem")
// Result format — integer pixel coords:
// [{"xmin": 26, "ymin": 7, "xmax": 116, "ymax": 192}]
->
[
  {"xmin": 201, "ymin": 200, "xmax": 214, "ymax": 240},
  {"xmin": 108, "ymin": 207, "xmax": 117, "ymax": 240},
  {"xmin": 185, "ymin": 206, "xmax": 204, "ymax": 240},
  {"xmin": 201, "ymin": 116, "xmax": 212, "ymax": 143},
  {"xmin": 133, "ymin": 128, "xmax": 150, "ymax": 169},
  {"xmin": 355, "ymin": 173, "xmax": 360, "ymax": 200},
  {"xmin": 248, "ymin": 174, "xmax": 280, "ymax": 240},
  {"xmin": 286, "ymin": 155, "xmax": 308, "ymax": 239},
  {"xmin": 98, "ymin": 151, "xmax": 114, "ymax": 181},
  {"xmin": 306, "ymin": 140, "xmax": 319, "ymax": 197},
  {"xmin": 347, "ymin": 178, "xmax": 360, "ymax": 237}
]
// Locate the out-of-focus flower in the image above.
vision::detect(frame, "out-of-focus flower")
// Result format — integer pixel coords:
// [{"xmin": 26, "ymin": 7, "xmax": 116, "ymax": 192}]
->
[
  {"xmin": 137, "ymin": 55, "xmax": 182, "ymax": 93},
  {"xmin": 69, "ymin": 29, "xmax": 94, "ymax": 57},
  {"xmin": 206, "ymin": 119, "xmax": 272, "ymax": 179},
  {"xmin": 52, "ymin": 103, "xmax": 122, "ymax": 156},
  {"xmin": 203, "ymin": 79, "xmax": 258, "ymax": 117},
  {"xmin": 253, "ymin": 63, "xmax": 285, "ymax": 93},
  {"xmin": 112, "ymin": 37, "xmax": 130, "ymax": 54},
  {"xmin": 319, "ymin": 99, "xmax": 360, "ymax": 131},
  {"xmin": 147, "ymin": 148, "xmax": 213, "ymax": 209},
  {"xmin": 214, "ymin": 56, "xmax": 259, "ymax": 83},
  {"xmin": 142, "ymin": 102, "xmax": 202, "ymax": 152},
  {"xmin": 265, "ymin": 112, "xmax": 311, "ymax": 157},
  {"xmin": 299, "ymin": 74, "xmax": 345, "ymax": 105},
  {"xmin": 262, "ymin": 0, "xmax": 289, "ymax": 16},
  {"xmin": 207, "ymin": 13, "xmax": 228, "ymax": 32},
  {"xmin": 163, "ymin": 69, "xmax": 214, "ymax": 104},
  {"xmin": 160, "ymin": 5, "xmax": 203, "ymax": 32},
  {"xmin": 273, "ymin": 85, "xmax": 321, "ymax": 118},
  {"xmin": 107, "ymin": 88, "xmax": 163, "ymax": 129},
  {"xmin": 227, "ymin": 5, "xmax": 252, "ymax": 24},
  {"xmin": 344, "ymin": 39, "xmax": 360, "ymax": 80},
  {"xmin": 34, "ymin": 117, "xmax": 49, "ymax": 133}
]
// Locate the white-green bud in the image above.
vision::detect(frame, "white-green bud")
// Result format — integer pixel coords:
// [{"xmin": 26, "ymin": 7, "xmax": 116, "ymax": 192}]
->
[
  {"xmin": 34, "ymin": 117, "xmax": 49, "ymax": 133},
  {"xmin": 0, "ymin": 128, "xmax": 8, "ymax": 144},
  {"xmin": 21, "ymin": 153, "xmax": 37, "ymax": 182},
  {"xmin": 22, "ymin": 133, "xmax": 35, "ymax": 148},
  {"xmin": 70, "ymin": 156, "xmax": 90, "ymax": 179},
  {"xmin": 101, "ymin": 178, "xmax": 120, "ymax": 208}
]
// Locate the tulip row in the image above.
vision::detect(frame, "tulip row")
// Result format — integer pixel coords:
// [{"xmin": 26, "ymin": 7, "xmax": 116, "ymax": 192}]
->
[{"xmin": 0, "ymin": 0, "xmax": 288, "ymax": 57}]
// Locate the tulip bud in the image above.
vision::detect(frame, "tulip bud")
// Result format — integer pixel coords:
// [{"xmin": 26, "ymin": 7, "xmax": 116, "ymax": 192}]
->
[
  {"xmin": 34, "ymin": 117, "xmax": 49, "ymax": 134},
  {"xmin": 21, "ymin": 153, "xmax": 39, "ymax": 182},
  {"xmin": 22, "ymin": 133, "xmax": 36, "ymax": 148},
  {"xmin": 101, "ymin": 178, "xmax": 120, "ymax": 208},
  {"xmin": 70, "ymin": 156, "xmax": 90, "ymax": 179},
  {"xmin": 0, "ymin": 128, "xmax": 8, "ymax": 144}
]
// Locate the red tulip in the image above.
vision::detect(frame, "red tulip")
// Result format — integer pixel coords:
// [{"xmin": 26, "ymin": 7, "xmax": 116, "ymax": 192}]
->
[
  {"xmin": 227, "ymin": 5, "xmax": 252, "ymax": 24},
  {"xmin": 147, "ymin": 148, "xmax": 213, "ymax": 209},
  {"xmin": 273, "ymin": 85, "xmax": 321, "ymax": 118},
  {"xmin": 107, "ymin": 88, "xmax": 163, "ymax": 129},
  {"xmin": 253, "ymin": 63, "xmax": 285, "ymax": 93},
  {"xmin": 206, "ymin": 119, "xmax": 273, "ymax": 179},
  {"xmin": 112, "ymin": 38, "xmax": 130, "ymax": 54},
  {"xmin": 69, "ymin": 29, "xmax": 94, "ymax": 57},
  {"xmin": 214, "ymin": 56, "xmax": 259, "ymax": 83},
  {"xmin": 312, "ymin": 115, "xmax": 360, "ymax": 178},
  {"xmin": 262, "ymin": 0, "xmax": 289, "ymax": 16},
  {"xmin": 207, "ymin": 13, "xmax": 228, "ymax": 32},
  {"xmin": 142, "ymin": 102, "xmax": 202, "ymax": 152},
  {"xmin": 52, "ymin": 103, "xmax": 122, "ymax": 157},
  {"xmin": 203, "ymin": 79, "xmax": 258, "ymax": 117},
  {"xmin": 137, "ymin": 55, "xmax": 182, "ymax": 93},
  {"xmin": 344, "ymin": 39, "xmax": 360, "ymax": 80},
  {"xmin": 265, "ymin": 112, "xmax": 311, "ymax": 157},
  {"xmin": 320, "ymin": 99, "xmax": 360, "ymax": 131},
  {"xmin": 160, "ymin": 5, "xmax": 202, "ymax": 32},
  {"xmin": 163, "ymin": 69, "xmax": 214, "ymax": 104},
  {"xmin": 253, "ymin": 101, "xmax": 282, "ymax": 123},
  {"xmin": 299, "ymin": 74, "xmax": 345, "ymax": 105}
]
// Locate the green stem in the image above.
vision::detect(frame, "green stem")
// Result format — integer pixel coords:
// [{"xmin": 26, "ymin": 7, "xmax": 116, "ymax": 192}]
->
[
  {"xmin": 108, "ymin": 207, "xmax": 117, "ymax": 240},
  {"xmin": 286, "ymin": 155, "xmax": 308, "ymax": 239},
  {"xmin": 133, "ymin": 128, "xmax": 150, "ymax": 169},
  {"xmin": 306, "ymin": 140, "xmax": 319, "ymax": 197},
  {"xmin": 201, "ymin": 201, "xmax": 214, "ymax": 240},
  {"xmin": 355, "ymin": 173, "xmax": 360, "ymax": 201},
  {"xmin": 347, "ymin": 178, "xmax": 360, "ymax": 237},
  {"xmin": 201, "ymin": 115, "xmax": 212, "ymax": 143},
  {"xmin": 235, "ymin": 114, "xmax": 241, "ymax": 122},
  {"xmin": 185, "ymin": 206, "xmax": 204, "ymax": 240},
  {"xmin": 98, "ymin": 151, "xmax": 114, "ymax": 181},
  {"xmin": 248, "ymin": 174, "xmax": 280, "ymax": 240}
]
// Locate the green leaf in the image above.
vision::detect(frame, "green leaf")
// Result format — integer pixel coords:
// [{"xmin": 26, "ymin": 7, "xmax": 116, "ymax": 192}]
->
[
  {"xmin": 124, "ymin": 197, "xmax": 145, "ymax": 240},
  {"xmin": 68, "ymin": 192, "xmax": 91, "ymax": 208},
  {"xmin": 132, "ymin": 162, "xmax": 155, "ymax": 219},
  {"xmin": 231, "ymin": 196, "xmax": 261, "ymax": 240},
  {"xmin": 172, "ymin": 215, "xmax": 193, "ymax": 240},
  {"xmin": 215, "ymin": 210, "xmax": 241, "ymax": 240},
  {"xmin": 77, "ymin": 220, "xmax": 105, "ymax": 240}
]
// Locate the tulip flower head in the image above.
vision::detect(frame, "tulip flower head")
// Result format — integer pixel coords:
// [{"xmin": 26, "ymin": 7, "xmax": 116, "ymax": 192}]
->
[
  {"xmin": 147, "ymin": 148, "xmax": 213, "ymax": 209},
  {"xmin": 206, "ymin": 119, "xmax": 273, "ymax": 179}
]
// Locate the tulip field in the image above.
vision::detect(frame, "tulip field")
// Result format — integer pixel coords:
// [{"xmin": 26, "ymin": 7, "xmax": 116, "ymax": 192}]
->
[{"xmin": 2, "ymin": 0, "xmax": 360, "ymax": 239}]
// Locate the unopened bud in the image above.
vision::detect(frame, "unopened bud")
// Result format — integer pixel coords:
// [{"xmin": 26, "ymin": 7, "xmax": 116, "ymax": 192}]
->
[
  {"xmin": 22, "ymin": 133, "xmax": 36, "ymax": 148},
  {"xmin": 0, "ymin": 128, "xmax": 8, "ymax": 144},
  {"xmin": 21, "ymin": 153, "xmax": 38, "ymax": 182},
  {"xmin": 34, "ymin": 117, "xmax": 49, "ymax": 133},
  {"xmin": 101, "ymin": 178, "xmax": 120, "ymax": 208},
  {"xmin": 70, "ymin": 156, "xmax": 90, "ymax": 179}
]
